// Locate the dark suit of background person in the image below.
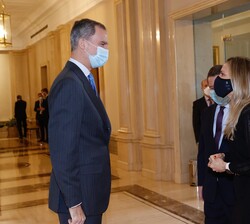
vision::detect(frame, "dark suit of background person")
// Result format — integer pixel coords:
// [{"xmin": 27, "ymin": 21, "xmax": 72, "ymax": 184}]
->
[
  {"xmin": 48, "ymin": 19, "xmax": 111, "ymax": 224},
  {"xmin": 192, "ymin": 95, "xmax": 209, "ymax": 143},
  {"xmin": 34, "ymin": 93, "xmax": 47, "ymax": 142},
  {"xmin": 41, "ymin": 88, "xmax": 49, "ymax": 142},
  {"xmin": 14, "ymin": 95, "xmax": 27, "ymax": 139},
  {"xmin": 197, "ymin": 103, "xmax": 235, "ymax": 224},
  {"xmin": 193, "ymin": 79, "xmax": 212, "ymax": 144},
  {"xmin": 34, "ymin": 94, "xmax": 41, "ymax": 124},
  {"xmin": 193, "ymin": 66, "xmax": 223, "ymax": 144}
]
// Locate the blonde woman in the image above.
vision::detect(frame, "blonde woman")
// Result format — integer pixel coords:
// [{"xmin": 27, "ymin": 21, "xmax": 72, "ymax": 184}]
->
[{"xmin": 208, "ymin": 56, "xmax": 250, "ymax": 224}]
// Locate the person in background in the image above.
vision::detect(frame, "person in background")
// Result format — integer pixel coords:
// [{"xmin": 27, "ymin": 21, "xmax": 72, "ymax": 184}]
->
[
  {"xmin": 192, "ymin": 66, "xmax": 221, "ymax": 143},
  {"xmin": 48, "ymin": 18, "xmax": 111, "ymax": 224},
  {"xmin": 41, "ymin": 88, "xmax": 49, "ymax": 100},
  {"xmin": 192, "ymin": 79, "xmax": 209, "ymax": 143},
  {"xmin": 208, "ymin": 57, "xmax": 250, "ymax": 224},
  {"xmin": 41, "ymin": 88, "xmax": 49, "ymax": 142},
  {"xmin": 197, "ymin": 64, "xmax": 235, "ymax": 224},
  {"xmin": 14, "ymin": 95, "xmax": 27, "ymax": 139},
  {"xmin": 34, "ymin": 93, "xmax": 46, "ymax": 142}
]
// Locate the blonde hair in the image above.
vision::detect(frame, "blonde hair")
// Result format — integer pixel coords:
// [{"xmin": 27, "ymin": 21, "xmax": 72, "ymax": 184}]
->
[{"xmin": 224, "ymin": 57, "xmax": 250, "ymax": 139}]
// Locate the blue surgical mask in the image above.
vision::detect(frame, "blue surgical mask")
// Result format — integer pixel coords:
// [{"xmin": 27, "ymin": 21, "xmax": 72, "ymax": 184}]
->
[
  {"xmin": 210, "ymin": 89, "xmax": 230, "ymax": 106},
  {"xmin": 86, "ymin": 41, "xmax": 109, "ymax": 68}
]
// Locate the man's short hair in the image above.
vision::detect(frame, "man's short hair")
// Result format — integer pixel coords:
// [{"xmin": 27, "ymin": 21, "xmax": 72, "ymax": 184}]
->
[
  {"xmin": 41, "ymin": 88, "xmax": 48, "ymax": 94},
  {"xmin": 17, "ymin": 95, "xmax": 22, "ymax": 100},
  {"xmin": 207, "ymin": 65, "xmax": 222, "ymax": 78},
  {"xmin": 70, "ymin": 18, "xmax": 106, "ymax": 51}
]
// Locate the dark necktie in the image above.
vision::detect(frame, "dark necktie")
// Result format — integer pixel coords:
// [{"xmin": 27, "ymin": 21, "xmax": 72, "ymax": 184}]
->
[
  {"xmin": 214, "ymin": 106, "xmax": 225, "ymax": 150},
  {"xmin": 87, "ymin": 73, "xmax": 97, "ymax": 96},
  {"xmin": 208, "ymin": 98, "xmax": 213, "ymax": 106}
]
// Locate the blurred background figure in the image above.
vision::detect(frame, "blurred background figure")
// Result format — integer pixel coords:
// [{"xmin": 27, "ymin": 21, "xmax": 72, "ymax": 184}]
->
[
  {"xmin": 34, "ymin": 93, "xmax": 47, "ymax": 142},
  {"xmin": 41, "ymin": 88, "xmax": 49, "ymax": 142},
  {"xmin": 192, "ymin": 79, "xmax": 210, "ymax": 144},
  {"xmin": 14, "ymin": 95, "xmax": 27, "ymax": 139}
]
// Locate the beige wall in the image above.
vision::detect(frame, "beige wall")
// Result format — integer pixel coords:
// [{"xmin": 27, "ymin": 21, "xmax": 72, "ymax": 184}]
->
[
  {"xmin": 0, "ymin": 51, "xmax": 30, "ymax": 120},
  {"xmin": 0, "ymin": 53, "xmax": 12, "ymax": 120},
  {"xmin": 0, "ymin": 0, "xmax": 236, "ymax": 183}
]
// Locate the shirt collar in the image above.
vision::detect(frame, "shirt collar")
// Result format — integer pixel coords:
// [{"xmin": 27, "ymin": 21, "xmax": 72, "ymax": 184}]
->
[
  {"xmin": 69, "ymin": 58, "xmax": 90, "ymax": 77},
  {"xmin": 216, "ymin": 103, "xmax": 230, "ymax": 110}
]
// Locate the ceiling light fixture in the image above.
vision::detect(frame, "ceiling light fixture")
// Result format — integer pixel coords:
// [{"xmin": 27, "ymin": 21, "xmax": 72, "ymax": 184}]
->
[{"xmin": 0, "ymin": 0, "xmax": 12, "ymax": 46}]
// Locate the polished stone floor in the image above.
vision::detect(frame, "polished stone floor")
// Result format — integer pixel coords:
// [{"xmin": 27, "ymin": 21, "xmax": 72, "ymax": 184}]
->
[{"xmin": 0, "ymin": 135, "xmax": 204, "ymax": 224}]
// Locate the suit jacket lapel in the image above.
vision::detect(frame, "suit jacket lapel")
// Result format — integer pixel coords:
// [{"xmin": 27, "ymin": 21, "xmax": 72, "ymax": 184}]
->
[{"xmin": 66, "ymin": 61, "xmax": 111, "ymax": 131}]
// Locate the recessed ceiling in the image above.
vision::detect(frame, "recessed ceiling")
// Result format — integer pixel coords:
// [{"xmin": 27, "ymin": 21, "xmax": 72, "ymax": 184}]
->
[
  {"xmin": 3, "ymin": 0, "xmax": 59, "ymax": 38},
  {"xmin": 1, "ymin": 0, "xmax": 103, "ymax": 50},
  {"xmin": 2, "ymin": 0, "xmax": 250, "ymax": 50}
]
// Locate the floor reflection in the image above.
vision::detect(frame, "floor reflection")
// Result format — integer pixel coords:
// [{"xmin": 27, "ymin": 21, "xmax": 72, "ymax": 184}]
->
[{"xmin": 0, "ymin": 137, "xmax": 204, "ymax": 224}]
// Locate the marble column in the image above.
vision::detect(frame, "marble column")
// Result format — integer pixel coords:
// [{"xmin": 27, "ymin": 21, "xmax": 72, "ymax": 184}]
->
[{"xmin": 115, "ymin": 0, "xmax": 174, "ymax": 180}]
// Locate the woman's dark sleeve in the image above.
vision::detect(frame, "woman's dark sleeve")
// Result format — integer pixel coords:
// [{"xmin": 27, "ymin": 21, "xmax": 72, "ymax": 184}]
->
[{"xmin": 229, "ymin": 108, "xmax": 250, "ymax": 175}]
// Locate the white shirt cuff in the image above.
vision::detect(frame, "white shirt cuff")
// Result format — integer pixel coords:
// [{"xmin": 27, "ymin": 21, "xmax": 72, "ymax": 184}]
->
[
  {"xmin": 70, "ymin": 202, "xmax": 82, "ymax": 209},
  {"xmin": 225, "ymin": 162, "xmax": 230, "ymax": 171}
]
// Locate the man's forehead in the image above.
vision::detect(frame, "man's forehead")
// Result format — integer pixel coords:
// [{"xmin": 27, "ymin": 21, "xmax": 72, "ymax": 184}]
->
[{"xmin": 91, "ymin": 27, "xmax": 107, "ymax": 39}]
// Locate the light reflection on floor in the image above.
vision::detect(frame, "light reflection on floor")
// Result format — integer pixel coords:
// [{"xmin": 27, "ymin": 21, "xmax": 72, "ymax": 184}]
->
[{"xmin": 0, "ymin": 137, "xmax": 204, "ymax": 224}]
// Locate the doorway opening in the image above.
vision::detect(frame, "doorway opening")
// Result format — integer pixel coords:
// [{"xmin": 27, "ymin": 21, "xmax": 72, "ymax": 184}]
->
[{"xmin": 41, "ymin": 65, "xmax": 48, "ymax": 90}]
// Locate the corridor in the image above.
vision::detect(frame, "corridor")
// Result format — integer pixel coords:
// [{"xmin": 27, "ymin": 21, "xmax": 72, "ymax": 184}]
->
[{"xmin": 0, "ymin": 135, "xmax": 204, "ymax": 224}]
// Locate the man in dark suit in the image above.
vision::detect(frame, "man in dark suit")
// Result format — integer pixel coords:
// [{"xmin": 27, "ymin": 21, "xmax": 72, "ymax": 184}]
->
[
  {"xmin": 48, "ymin": 18, "xmax": 111, "ymax": 224},
  {"xmin": 197, "ymin": 65, "xmax": 235, "ymax": 224},
  {"xmin": 14, "ymin": 95, "xmax": 27, "ymax": 139},
  {"xmin": 192, "ymin": 66, "xmax": 222, "ymax": 143},
  {"xmin": 41, "ymin": 88, "xmax": 49, "ymax": 142},
  {"xmin": 192, "ymin": 79, "xmax": 209, "ymax": 143},
  {"xmin": 34, "ymin": 93, "xmax": 47, "ymax": 142}
]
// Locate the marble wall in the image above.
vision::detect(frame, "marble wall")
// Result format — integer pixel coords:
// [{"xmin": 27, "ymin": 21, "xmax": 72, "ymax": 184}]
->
[
  {"xmin": 0, "ymin": 0, "xmax": 235, "ymax": 184},
  {"xmin": 0, "ymin": 53, "xmax": 12, "ymax": 121}
]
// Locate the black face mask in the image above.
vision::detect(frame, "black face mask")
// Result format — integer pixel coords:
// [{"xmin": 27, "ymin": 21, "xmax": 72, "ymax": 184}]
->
[{"xmin": 214, "ymin": 76, "xmax": 233, "ymax": 97}]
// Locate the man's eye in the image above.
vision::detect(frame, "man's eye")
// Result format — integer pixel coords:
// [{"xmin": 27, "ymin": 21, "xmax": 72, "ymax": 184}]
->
[{"xmin": 100, "ymin": 42, "xmax": 108, "ymax": 47}]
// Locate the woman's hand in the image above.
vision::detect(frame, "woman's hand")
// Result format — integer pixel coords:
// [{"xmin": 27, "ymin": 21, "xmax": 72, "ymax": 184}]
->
[
  {"xmin": 209, "ymin": 153, "xmax": 225, "ymax": 160},
  {"xmin": 208, "ymin": 156, "xmax": 226, "ymax": 172}
]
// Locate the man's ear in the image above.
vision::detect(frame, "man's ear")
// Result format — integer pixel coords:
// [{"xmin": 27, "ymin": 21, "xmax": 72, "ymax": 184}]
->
[{"xmin": 79, "ymin": 38, "xmax": 88, "ymax": 50}]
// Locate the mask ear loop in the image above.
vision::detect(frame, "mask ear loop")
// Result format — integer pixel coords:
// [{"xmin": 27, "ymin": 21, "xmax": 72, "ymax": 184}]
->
[
  {"xmin": 85, "ymin": 39, "xmax": 97, "ymax": 48},
  {"xmin": 84, "ymin": 39, "xmax": 99, "ymax": 58}
]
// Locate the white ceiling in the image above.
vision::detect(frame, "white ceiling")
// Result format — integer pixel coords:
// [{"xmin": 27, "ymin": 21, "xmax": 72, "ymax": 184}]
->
[
  {"xmin": 1, "ymin": 0, "xmax": 61, "ymax": 50},
  {"xmin": 1, "ymin": 0, "xmax": 103, "ymax": 50},
  {"xmin": 3, "ymin": 0, "xmax": 60, "ymax": 38},
  {"xmin": 1, "ymin": 0, "xmax": 250, "ymax": 51}
]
